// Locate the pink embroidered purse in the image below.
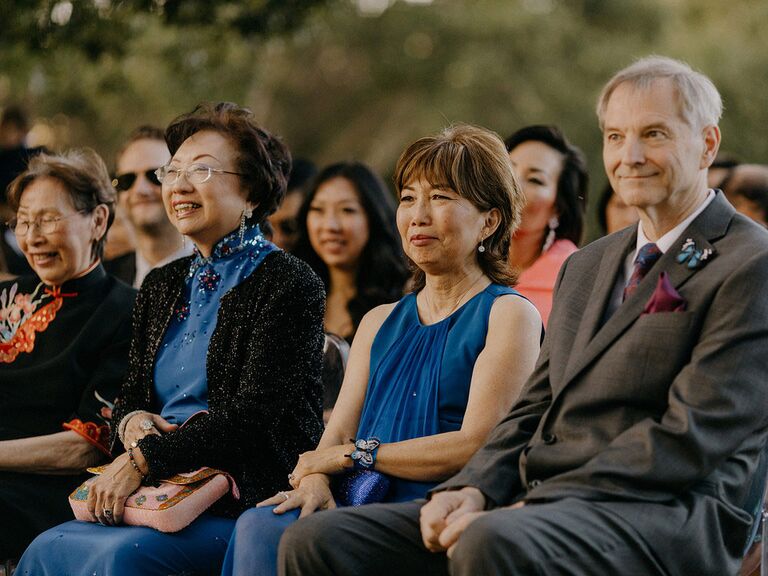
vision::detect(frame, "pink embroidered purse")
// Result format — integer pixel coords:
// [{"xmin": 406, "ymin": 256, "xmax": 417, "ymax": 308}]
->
[{"xmin": 69, "ymin": 467, "xmax": 239, "ymax": 533}]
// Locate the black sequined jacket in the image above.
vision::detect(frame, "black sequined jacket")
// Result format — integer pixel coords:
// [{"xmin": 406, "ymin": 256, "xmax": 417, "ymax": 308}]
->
[{"xmin": 109, "ymin": 251, "xmax": 325, "ymax": 516}]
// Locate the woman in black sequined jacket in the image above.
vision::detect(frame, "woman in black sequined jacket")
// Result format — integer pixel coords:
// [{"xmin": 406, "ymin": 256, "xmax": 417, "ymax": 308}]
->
[
  {"xmin": 108, "ymin": 249, "xmax": 325, "ymax": 515},
  {"xmin": 17, "ymin": 103, "xmax": 325, "ymax": 575}
]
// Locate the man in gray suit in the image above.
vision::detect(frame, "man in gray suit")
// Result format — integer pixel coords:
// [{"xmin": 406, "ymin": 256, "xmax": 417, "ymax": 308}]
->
[{"xmin": 279, "ymin": 56, "xmax": 768, "ymax": 576}]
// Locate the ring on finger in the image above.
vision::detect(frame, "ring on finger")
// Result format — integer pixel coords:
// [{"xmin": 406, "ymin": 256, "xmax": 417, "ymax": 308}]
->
[
  {"xmin": 278, "ymin": 491, "xmax": 289, "ymax": 502},
  {"xmin": 103, "ymin": 509, "xmax": 113, "ymax": 518}
]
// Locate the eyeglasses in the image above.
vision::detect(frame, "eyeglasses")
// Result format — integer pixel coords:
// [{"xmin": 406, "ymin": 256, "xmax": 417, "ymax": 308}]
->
[
  {"xmin": 111, "ymin": 168, "xmax": 162, "ymax": 192},
  {"xmin": 8, "ymin": 211, "xmax": 87, "ymax": 236},
  {"xmin": 154, "ymin": 163, "xmax": 243, "ymax": 186}
]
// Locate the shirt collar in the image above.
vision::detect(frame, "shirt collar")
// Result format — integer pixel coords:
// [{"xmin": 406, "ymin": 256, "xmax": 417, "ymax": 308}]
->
[
  {"xmin": 58, "ymin": 262, "xmax": 107, "ymax": 293},
  {"xmin": 134, "ymin": 243, "xmax": 194, "ymax": 288},
  {"xmin": 634, "ymin": 189, "xmax": 715, "ymax": 257}
]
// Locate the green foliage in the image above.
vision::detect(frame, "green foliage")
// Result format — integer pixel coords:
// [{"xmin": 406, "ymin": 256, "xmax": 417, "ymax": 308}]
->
[
  {"xmin": 1, "ymin": 0, "xmax": 767, "ymax": 238},
  {"xmin": 0, "ymin": 0, "xmax": 328, "ymax": 57}
]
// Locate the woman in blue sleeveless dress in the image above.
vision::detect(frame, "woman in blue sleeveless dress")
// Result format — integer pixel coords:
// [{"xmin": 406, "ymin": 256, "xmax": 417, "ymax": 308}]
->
[
  {"xmin": 16, "ymin": 103, "xmax": 325, "ymax": 575},
  {"xmin": 222, "ymin": 124, "xmax": 543, "ymax": 576}
]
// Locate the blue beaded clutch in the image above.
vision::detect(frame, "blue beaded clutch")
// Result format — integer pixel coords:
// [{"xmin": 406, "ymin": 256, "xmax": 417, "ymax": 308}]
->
[{"xmin": 333, "ymin": 469, "xmax": 390, "ymax": 507}]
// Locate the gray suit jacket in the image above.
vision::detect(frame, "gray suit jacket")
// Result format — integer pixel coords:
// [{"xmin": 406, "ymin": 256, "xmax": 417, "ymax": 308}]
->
[{"xmin": 440, "ymin": 192, "xmax": 768, "ymax": 574}]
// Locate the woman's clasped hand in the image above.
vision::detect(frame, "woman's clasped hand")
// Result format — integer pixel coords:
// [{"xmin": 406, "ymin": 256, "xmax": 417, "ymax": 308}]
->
[
  {"xmin": 119, "ymin": 411, "xmax": 178, "ymax": 451},
  {"xmin": 86, "ymin": 451, "xmax": 144, "ymax": 526}
]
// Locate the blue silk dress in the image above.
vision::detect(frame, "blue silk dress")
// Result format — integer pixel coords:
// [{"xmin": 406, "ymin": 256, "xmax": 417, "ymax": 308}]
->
[
  {"xmin": 15, "ymin": 224, "xmax": 276, "ymax": 576},
  {"xmin": 221, "ymin": 283, "xmax": 520, "ymax": 576}
]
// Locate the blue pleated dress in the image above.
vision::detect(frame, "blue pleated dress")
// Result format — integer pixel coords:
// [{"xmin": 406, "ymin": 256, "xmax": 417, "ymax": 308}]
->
[
  {"xmin": 221, "ymin": 283, "xmax": 520, "ymax": 576},
  {"xmin": 15, "ymin": 225, "xmax": 276, "ymax": 576}
]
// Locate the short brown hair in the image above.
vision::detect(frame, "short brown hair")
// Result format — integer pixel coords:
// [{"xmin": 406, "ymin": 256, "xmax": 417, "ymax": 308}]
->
[
  {"xmin": 394, "ymin": 124, "xmax": 524, "ymax": 289},
  {"xmin": 115, "ymin": 125, "xmax": 166, "ymax": 166},
  {"xmin": 164, "ymin": 102, "xmax": 291, "ymax": 225},
  {"xmin": 7, "ymin": 149, "xmax": 116, "ymax": 260}
]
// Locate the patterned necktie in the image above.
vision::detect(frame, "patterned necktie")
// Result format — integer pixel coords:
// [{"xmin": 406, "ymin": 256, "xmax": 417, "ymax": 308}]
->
[{"xmin": 623, "ymin": 242, "xmax": 662, "ymax": 302}]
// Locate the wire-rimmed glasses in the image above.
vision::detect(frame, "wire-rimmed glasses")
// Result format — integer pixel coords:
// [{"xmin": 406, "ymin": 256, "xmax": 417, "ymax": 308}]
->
[
  {"xmin": 154, "ymin": 163, "xmax": 243, "ymax": 186},
  {"xmin": 7, "ymin": 211, "xmax": 87, "ymax": 236}
]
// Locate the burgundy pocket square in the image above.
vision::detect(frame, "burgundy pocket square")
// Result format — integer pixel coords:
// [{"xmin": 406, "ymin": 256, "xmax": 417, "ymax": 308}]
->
[{"xmin": 643, "ymin": 272, "xmax": 687, "ymax": 314}]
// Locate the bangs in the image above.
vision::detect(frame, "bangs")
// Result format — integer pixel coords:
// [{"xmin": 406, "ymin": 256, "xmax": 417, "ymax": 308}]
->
[{"xmin": 394, "ymin": 137, "xmax": 466, "ymax": 194}]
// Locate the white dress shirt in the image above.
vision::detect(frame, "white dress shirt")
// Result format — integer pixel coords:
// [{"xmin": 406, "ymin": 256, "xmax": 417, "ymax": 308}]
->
[{"xmin": 606, "ymin": 189, "xmax": 716, "ymax": 315}]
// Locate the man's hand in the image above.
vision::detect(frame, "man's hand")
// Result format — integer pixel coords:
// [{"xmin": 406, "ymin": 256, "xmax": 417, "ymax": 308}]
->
[{"xmin": 419, "ymin": 487, "xmax": 486, "ymax": 553}]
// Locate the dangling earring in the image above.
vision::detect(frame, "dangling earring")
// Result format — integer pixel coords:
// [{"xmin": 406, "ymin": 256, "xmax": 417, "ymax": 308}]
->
[
  {"xmin": 478, "ymin": 238, "xmax": 486, "ymax": 253},
  {"xmin": 239, "ymin": 205, "xmax": 253, "ymax": 245},
  {"xmin": 181, "ymin": 234, "xmax": 186, "ymax": 249},
  {"xmin": 542, "ymin": 216, "xmax": 559, "ymax": 253}
]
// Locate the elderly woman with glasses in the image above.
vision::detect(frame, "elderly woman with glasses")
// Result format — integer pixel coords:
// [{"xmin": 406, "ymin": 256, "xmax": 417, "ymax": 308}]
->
[
  {"xmin": 16, "ymin": 102, "xmax": 325, "ymax": 576},
  {"xmin": 0, "ymin": 150, "xmax": 136, "ymax": 563}
]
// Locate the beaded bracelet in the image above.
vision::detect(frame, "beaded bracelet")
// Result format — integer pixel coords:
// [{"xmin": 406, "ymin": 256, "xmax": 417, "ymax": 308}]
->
[
  {"xmin": 347, "ymin": 437, "xmax": 381, "ymax": 470},
  {"xmin": 127, "ymin": 447, "xmax": 146, "ymax": 481}
]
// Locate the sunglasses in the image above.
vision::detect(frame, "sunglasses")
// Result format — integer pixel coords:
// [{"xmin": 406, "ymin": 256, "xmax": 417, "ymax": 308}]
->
[{"xmin": 111, "ymin": 168, "xmax": 162, "ymax": 192}]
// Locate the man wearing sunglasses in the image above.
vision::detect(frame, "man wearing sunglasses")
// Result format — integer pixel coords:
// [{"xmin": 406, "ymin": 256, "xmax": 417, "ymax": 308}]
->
[{"xmin": 105, "ymin": 126, "xmax": 191, "ymax": 288}]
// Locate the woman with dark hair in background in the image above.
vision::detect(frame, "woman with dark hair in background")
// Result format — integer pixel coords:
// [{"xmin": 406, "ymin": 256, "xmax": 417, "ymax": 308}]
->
[
  {"xmin": 597, "ymin": 181, "xmax": 639, "ymax": 236},
  {"xmin": 0, "ymin": 150, "xmax": 135, "ymax": 563},
  {"xmin": 293, "ymin": 162, "xmax": 409, "ymax": 343},
  {"xmin": 16, "ymin": 102, "xmax": 325, "ymax": 575},
  {"xmin": 505, "ymin": 125, "xmax": 588, "ymax": 326},
  {"xmin": 725, "ymin": 163, "xmax": 768, "ymax": 228}
]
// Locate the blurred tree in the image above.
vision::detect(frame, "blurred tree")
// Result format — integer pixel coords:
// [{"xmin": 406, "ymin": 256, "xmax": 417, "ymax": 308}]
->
[
  {"xmin": 246, "ymin": 0, "xmax": 768, "ymax": 238},
  {"xmin": 0, "ymin": 0, "xmax": 766, "ymax": 241},
  {"xmin": 0, "ymin": 0, "xmax": 329, "ymax": 160},
  {"xmin": 0, "ymin": 0, "xmax": 328, "ymax": 58}
]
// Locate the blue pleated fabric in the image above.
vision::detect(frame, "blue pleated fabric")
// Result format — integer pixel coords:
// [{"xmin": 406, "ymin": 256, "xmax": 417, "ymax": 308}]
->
[
  {"xmin": 154, "ymin": 223, "xmax": 276, "ymax": 424},
  {"xmin": 219, "ymin": 283, "xmax": 520, "ymax": 576},
  {"xmin": 357, "ymin": 282, "xmax": 518, "ymax": 501}
]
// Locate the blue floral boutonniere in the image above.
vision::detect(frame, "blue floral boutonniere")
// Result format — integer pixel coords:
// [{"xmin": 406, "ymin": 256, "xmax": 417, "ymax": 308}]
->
[{"xmin": 676, "ymin": 238, "xmax": 714, "ymax": 269}]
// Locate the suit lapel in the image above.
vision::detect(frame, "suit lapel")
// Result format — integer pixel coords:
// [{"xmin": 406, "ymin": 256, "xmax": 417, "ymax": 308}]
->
[
  {"xmin": 563, "ymin": 227, "xmax": 636, "ymax": 379},
  {"xmin": 561, "ymin": 192, "xmax": 733, "ymax": 388}
]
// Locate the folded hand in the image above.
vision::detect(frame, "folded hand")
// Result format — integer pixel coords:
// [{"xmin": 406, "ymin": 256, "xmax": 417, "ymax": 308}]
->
[
  {"xmin": 419, "ymin": 487, "xmax": 486, "ymax": 554},
  {"xmin": 288, "ymin": 444, "xmax": 354, "ymax": 488},
  {"xmin": 258, "ymin": 474, "xmax": 336, "ymax": 518},
  {"xmin": 122, "ymin": 412, "xmax": 178, "ymax": 452},
  {"xmin": 86, "ymin": 452, "xmax": 143, "ymax": 526}
]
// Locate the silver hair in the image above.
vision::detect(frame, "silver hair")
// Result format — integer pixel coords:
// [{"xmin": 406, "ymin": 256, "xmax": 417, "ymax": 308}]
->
[{"xmin": 596, "ymin": 55, "xmax": 722, "ymax": 131}]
